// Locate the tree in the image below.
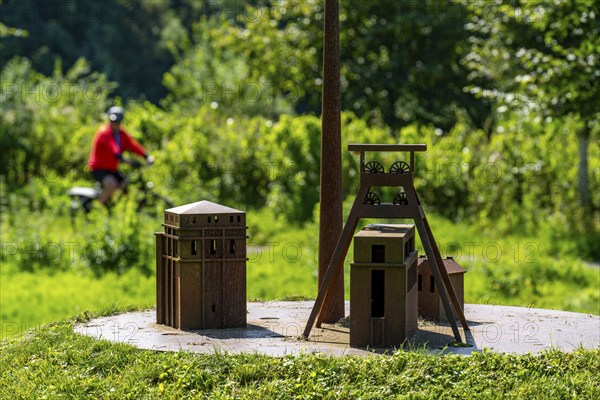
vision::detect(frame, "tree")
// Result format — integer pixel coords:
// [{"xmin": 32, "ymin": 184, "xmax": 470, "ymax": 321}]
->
[
  {"xmin": 0, "ymin": 0, "xmax": 184, "ymax": 101},
  {"xmin": 162, "ymin": 1, "xmax": 322, "ymax": 117},
  {"xmin": 463, "ymin": 0, "xmax": 600, "ymax": 211},
  {"xmin": 163, "ymin": 0, "xmax": 493, "ymax": 131},
  {"xmin": 338, "ymin": 0, "xmax": 492, "ymax": 131}
]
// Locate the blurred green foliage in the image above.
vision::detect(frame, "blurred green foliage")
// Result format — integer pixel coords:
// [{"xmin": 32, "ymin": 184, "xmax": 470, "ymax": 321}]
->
[
  {"xmin": 0, "ymin": 57, "xmax": 114, "ymax": 185},
  {"xmin": 1, "ymin": 1, "xmax": 596, "ymax": 229},
  {"xmin": 2, "ymin": 0, "xmax": 495, "ymax": 129},
  {"xmin": 1, "ymin": 58, "xmax": 598, "ymax": 259},
  {"xmin": 0, "ymin": 0, "xmax": 185, "ymax": 101}
]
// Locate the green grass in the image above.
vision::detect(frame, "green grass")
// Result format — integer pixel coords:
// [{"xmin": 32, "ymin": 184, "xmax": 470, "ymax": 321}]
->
[
  {"xmin": 1, "ymin": 321, "xmax": 598, "ymax": 399},
  {"xmin": 0, "ymin": 269, "xmax": 154, "ymax": 337},
  {"xmin": 1, "ymin": 205, "xmax": 598, "ymax": 339}
]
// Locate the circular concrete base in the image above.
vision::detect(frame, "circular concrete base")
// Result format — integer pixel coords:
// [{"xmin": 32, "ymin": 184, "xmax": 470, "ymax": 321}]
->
[{"xmin": 74, "ymin": 302, "xmax": 599, "ymax": 356}]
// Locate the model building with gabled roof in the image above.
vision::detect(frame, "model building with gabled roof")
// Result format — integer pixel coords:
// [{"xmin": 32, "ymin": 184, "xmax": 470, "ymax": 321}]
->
[{"xmin": 417, "ymin": 255, "xmax": 466, "ymax": 321}]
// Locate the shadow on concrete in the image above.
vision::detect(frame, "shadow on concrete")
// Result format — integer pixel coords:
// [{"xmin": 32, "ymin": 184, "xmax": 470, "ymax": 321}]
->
[
  {"xmin": 193, "ymin": 324, "xmax": 285, "ymax": 340},
  {"xmin": 411, "ymin": 329, "xmax": 458, "ymax": 349},
  {"xmin": 421, "ymin": 319, "xmax": 486, "ymax": 327},
  {"xmin": 463, "ymin": 329, "xmax": 480, "ymax": 351},
  {"xmin": 411, "ymin": 319, "xmax": 483, "ymax": 351}
]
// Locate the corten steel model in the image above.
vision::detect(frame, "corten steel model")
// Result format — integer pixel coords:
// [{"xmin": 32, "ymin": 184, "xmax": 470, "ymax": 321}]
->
[
  {"xmin": 319, "ymin": 0, "xmax": 345, "ymax": 323},
  {"xmin": 303, "ymin": 144, "xmax": 469, "ymax": 343},
  {"xmin": 156, "ymin": 201, "xmax": 248, "ymax": 330},
  {"xmin": 350, "ymin": 224, "xmax": 418, "ymax": 347},
  {"xmin": 418, "ymin": 256, "xmax": 466, "ymax": 322}
]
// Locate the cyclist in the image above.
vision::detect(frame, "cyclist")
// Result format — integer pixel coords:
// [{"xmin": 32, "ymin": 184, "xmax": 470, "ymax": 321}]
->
[{"xmin": 88, "ymin": 106, "xmax": 154, "ymax": 206}]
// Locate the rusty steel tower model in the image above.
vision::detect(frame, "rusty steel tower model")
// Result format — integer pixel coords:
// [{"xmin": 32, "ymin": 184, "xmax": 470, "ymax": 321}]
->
[{"xmin": 303, "ymin": 144, "xmax": 470, "ymax": 343}]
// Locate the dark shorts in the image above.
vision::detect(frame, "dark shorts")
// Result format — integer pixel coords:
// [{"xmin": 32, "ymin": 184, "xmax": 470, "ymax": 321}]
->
[{"xmin": 91, "ymin": 170, "xmax": 125, "ymax": 185}]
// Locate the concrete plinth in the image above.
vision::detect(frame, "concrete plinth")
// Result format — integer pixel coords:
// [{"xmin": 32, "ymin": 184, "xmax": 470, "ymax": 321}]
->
[{"xmin": 74, "ymin": 302, "xmax": 600, "ymax": 357}]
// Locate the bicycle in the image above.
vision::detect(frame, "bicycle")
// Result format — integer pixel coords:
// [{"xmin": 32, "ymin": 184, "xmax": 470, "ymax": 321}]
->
[{"xmin": 67, "ymin": 161, "xmax": 174, "ymax": 225}]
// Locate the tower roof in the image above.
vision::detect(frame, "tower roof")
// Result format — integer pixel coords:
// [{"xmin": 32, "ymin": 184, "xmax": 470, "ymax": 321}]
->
[
  {"xmin": 356, "ymin": 223, "xmax": 414, "ymax": 238},
  {"xmin": 419, "ymin": 256, "xmax": 466, "ymax": 275},
  {"xmin": 166, "ymin": 200, "xmax": 244, "ymax": 215},
  {"xmin": 442, "ymin": 257, "xmax": 466, "ymax": 274}
]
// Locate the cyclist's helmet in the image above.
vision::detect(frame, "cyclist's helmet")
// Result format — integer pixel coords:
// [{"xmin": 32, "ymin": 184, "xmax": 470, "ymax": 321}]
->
[{"xmin": 108, "ymin": 106, "xmax": 125, "ymax": 122}]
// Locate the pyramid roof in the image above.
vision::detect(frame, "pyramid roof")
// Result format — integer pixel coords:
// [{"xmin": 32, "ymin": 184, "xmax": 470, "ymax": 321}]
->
[{"xmin": 165, "ymin": 200, "xmax": 244, "ymax": 215}]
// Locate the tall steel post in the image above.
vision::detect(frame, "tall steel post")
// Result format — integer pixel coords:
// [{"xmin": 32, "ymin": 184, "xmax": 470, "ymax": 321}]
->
[{"xmin": 318, "ymin": 0, "xmax": 344, "ymax": 323}]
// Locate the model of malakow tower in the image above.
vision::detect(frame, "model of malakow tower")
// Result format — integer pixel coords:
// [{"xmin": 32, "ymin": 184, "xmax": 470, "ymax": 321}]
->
[{"xmin": 156, "ymin": 200, "xmax": 247, "ymax": 330}]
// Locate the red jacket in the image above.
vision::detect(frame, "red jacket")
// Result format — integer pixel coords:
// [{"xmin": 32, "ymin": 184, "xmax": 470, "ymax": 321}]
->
[{"xmin": 88, "ymin": 124, "xmax": 147, "ymax": 172}]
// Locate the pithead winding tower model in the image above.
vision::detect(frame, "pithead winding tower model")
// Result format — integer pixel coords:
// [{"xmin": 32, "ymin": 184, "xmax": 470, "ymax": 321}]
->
[{"xmin": 303, "ymin": 144, "xmax": 469, "ymax": 343}]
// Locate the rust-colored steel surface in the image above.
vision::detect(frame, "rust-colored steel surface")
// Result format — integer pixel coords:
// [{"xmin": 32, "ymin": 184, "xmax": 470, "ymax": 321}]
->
[
  {"xmin": 156, "ymin": 201, "xmax": 248, "ymax": 330},
  {"xmin": 350, "ymin": 225, "xmax": 418, "ymax": 347},
  {"xmin": 418, "ymin": 256, "xmax": 466, "ymax": 321},
  {"xmin": 318, "ymin": 0, "xmax": 344, "ymax": 323},
  {"xmin": 155, "ymin": 232, "xmax": 165, "ymax": 324}
]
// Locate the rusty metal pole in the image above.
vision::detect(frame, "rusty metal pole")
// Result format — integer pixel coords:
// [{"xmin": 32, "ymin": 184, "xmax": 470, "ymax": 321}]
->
[{"xmin": 318, "ymin": 0, "xmax": 344, "ymax": 323}]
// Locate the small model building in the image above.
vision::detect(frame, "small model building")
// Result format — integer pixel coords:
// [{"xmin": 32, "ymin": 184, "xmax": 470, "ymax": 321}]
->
[
  {"xmin": 417, "ymin": 256, "xmax": 466, "ymax": 321},
  {"xmin": 156, "ymin": 200, "xmax": 247, "ymax": 330},
  {"xmin": 350, "ymin": 224, "xmax": 418, "ymax": 347}
]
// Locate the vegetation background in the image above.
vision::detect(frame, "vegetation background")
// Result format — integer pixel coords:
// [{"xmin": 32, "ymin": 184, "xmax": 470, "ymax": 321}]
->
[{"xmin": 1, "ymin": 0, "xmax": 598, "ymax": 338}]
